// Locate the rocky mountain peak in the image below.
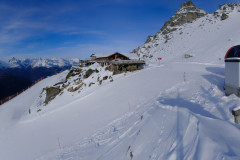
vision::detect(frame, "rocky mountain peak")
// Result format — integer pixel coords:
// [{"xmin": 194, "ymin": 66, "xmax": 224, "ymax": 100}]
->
[
  {"xmin": 132, "ymin": 1, "xmax": 208, "ymax": 55},
  {"xmin": 213, "ymin": 3, "xmax": 240, "ymax": 20},
  {"xmin": 180, "ymin": 0, "xmax": 195, "ymax": 9},
  {"xmin": 144, "ymin": 1, "xmax": 208, "ymax": 43},
  {"xmin": 8, "ymin": 57, "xmax": 18, "ymax": 63},
  {"xmin": 159, "ymin": 1, "xmax": 208, "ymax": 36}
]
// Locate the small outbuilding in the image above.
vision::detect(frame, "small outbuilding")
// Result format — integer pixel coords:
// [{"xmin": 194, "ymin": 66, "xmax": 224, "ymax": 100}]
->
[{"xmin": 225, "ymin": 45, "xmax": 240, "ymax": 96}]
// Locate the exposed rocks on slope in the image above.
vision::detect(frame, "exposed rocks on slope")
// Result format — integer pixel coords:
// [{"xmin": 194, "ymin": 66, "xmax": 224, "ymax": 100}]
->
[
  {"xmin": 184, "ymin": 54, "xmax": 193, "ymax": 59},
  {"xmin": 83, "ymin": 69, "xmax": 93, "ymax": 79},
  {"xmin": 39, "ymin": 62, "xmax": 145, "ymax": 107},
  {"xmin": 103, "ymin": 76, "xmax": 108, "ymax": 80},
  {"xmin": 66, "ymin": 67, "xmax": 82, "ymax": 80},
  {"xmin": 213, "ymin": 3, "xmax": 240, "ymax": 21},
  {"xmin": 232, "ymin": 108, "xmax": 240, "ymax": 124},
  {"xmin": 68, "ymin": 83, "xmax": 83, "ymax": 92},
  {"xmin": 44, "ymin": 87, "xmax": 61, "ymax": 104}
]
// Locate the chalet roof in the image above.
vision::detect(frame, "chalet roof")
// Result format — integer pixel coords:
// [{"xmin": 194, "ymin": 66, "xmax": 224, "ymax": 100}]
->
[{"xmin": 90, "ymin": 52, "xmax": 138, "ymax": 60}]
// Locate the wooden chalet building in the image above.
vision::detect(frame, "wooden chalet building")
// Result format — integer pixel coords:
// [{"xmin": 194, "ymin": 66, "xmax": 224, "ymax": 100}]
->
[
  {"xmin": 80, "ymin": 52, "xmax": 145, "ymax": 74},
  {"xmin": 90, "ymin": 52, "xmax": 130, "ymax": 61}
]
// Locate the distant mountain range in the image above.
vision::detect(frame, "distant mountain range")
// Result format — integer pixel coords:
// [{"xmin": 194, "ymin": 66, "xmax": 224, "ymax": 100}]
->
[
  {"xmin": 0, "ymin": 57, "xmax": 79, "ymax": 100},
  {"xmin": 0, "ymin": 57, "xmax": 79, "ymax": 69}
]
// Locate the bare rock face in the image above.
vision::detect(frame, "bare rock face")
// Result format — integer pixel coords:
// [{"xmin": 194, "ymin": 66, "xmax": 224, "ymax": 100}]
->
[
  {"xmin": 68, "ymin": 83, "xmax": 83, "ymax": 92},
  {"xmin": 44, "ymin": 87, "xmax": 61, "ymax": 104},
  {"xmin": 99, "ymin": 80, "xmax": 102, "ymax": 85},
  {"xmin": 88, "ymin": 82, "xmax": 95, "ymax": 87},
  {"xmin": 184, "ymin": 54, "xmax": 193, "ymax": 59},
  {"xmin": 103, "ymin": 76, "xmax": 108, "ymax": 80},
  {"xmin": 214, "ymin": 3, "xmax": 240, "ymax": 21},
  {"xmin": 180, "ymin": 0, "xmax": 194, "ymax": 8},
  {"xmin": 159, "ymin": 1, "xmax": 208, "ymax": 36},
  {"xmin": 221, "ymin": 13, "xmax": 229, "ymax": 20},
  {"xmin": 95, "ymin": 69, "xmax": 99, "ymax": 73},
  {"xmin": 68, "ymin": 86, "xmax": 74, "ymax": 92},
  {"xmin": 83, "ymin": 69, "xmax": 93, "ymax": 79},
  {"xmin": 145, "ymin": 36, "xmax": 154, "ymax": 44},
  {"xmin": 66, "ymin": 67, "xmax": 82, "ymax": 80},
  {"xmin": 232, "ymin": 108, "xmax": 240, "ymax": 124}
]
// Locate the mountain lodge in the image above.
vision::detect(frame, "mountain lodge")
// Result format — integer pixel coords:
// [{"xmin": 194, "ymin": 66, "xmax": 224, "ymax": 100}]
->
[
  {"xmin": 90, "ymin": 52, "xmax": 130, "ymax": 61},
  {"xmin": 80, "ymin": 52, "xmax": 145, "ymax": 74}
]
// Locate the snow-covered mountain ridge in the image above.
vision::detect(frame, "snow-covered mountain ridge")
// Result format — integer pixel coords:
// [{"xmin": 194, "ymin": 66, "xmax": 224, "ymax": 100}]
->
[
  {"xmin": 0, "ymin": 57, "xmax": 80, "ymax": 69},
  {"xmin": 132, "ymin": 2, "xmax": 240, "ymax": 63}
]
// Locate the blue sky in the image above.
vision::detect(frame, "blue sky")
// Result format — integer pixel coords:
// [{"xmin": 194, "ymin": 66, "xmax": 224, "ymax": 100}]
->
[{"xmin": 0, "ymin": 0, "xmax": 239, "ymax": 59}]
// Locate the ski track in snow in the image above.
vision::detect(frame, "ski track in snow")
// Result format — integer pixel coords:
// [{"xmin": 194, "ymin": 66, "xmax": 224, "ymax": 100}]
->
[
  {"xmin": 1, "ymin": 62, "xmax": 240, "ymax": 160},
  {"xmin": 36, "ymin": 63, "xmax": 240, "ymax": 160}
]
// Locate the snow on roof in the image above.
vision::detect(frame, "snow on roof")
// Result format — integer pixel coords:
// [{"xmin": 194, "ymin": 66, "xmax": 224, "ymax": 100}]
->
[
  {"xmin": 91, "ymin": 52, "xmax": 138, "ymax": 59},
  {"xmin": 91, "ymin": 53, "xmax": 114, "ymax": 58},
  {"xmin": 124, "ymin": 53, "xmax": 139, "ymax": 60}
]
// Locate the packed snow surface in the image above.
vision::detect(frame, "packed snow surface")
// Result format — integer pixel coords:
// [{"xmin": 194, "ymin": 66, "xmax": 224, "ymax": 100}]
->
[
  {"xmin": 2, "ymin": 3, "xmax": 240, "ymax": 160},
  {"xmin": 1, "ymin": 61, "xmax": 240, "ymax": 160}
]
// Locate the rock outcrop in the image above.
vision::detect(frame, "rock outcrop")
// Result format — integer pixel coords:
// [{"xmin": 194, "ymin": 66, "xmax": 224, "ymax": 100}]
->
[
  {"xmin": 83, "ymin": 69, "xmax": 93, "ymax": 79},
  {"xmin": 213, "ymin": 3, "xmax": 240, "ymax": 21},
  {"xmin": 67, "ymin": 83, "xmax": 83, "ymax": 92},
  {"xmin": 232, "ymin": 108, "xmax": 240, "ymax": 124},
  {"xmin": 44, "ymin": 87, "xmax": 61, "ymax": 104},
  {"xmin": 41, "ymin": 62, "xmax": 145, "ymax": 106},
  {"xmin": 66, "ymin": 67, "xmax": 82, "ymax": 80}
]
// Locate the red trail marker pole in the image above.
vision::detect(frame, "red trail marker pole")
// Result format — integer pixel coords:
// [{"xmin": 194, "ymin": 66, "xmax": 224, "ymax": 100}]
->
[{"xmin": 157, "ymin": 57, "xmax": 162, "ymax": 65}]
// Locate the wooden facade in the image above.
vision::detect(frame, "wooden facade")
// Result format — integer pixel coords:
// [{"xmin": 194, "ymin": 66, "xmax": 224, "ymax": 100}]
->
[
  {"xmin": 81, "ymin": 52, "xmax": 145, "ymax": 68},
  {"xmin": 91, "ymin": 52, "xmax": 130, "ymax": 61}
]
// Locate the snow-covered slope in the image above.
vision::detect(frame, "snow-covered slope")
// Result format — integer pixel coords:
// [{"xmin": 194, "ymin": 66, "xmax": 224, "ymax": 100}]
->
[
  {"xmin": 0, "ymin": 57, "xmax": 79, "ymax": 69},
  {"xmin": 1, "ymin": 62, "xmax": 240, "ymax": 160},
  {"xmin": 132, "ymin": 3, "xmax": 240, "ymax": 64},
  {"xmin": 38, "ymin": 63, "xmax": 240, "ymax": 160},
  {"xmin": 1, "ymin": 2, "xmax": 240, "ymax": 160}
]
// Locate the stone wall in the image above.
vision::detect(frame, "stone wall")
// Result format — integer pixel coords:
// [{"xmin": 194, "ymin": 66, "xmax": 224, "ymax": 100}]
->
[{"xmin": 106, "ymin": 64, "xmax": 144, "ymax": 75}]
